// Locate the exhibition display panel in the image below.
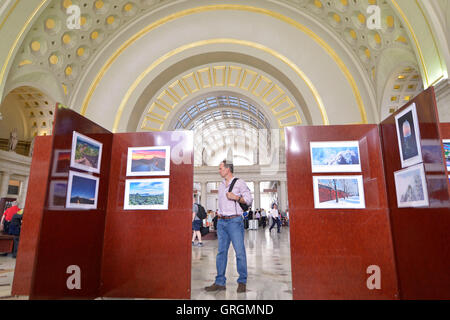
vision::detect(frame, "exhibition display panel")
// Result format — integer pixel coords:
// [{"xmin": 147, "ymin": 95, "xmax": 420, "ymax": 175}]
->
[
  {"xmin": 380, "ymin": 87, "xmax": 450, "ymax": 299},
  {"xmin": 12, "ymin": 105, "xmax": 193, "ymax": 299},
  {"xmin": 285, "ymin": 124, "xmax": 399, "ymax": 300},
  {"xmin": 11, "ymin": 87, "xmax": 449, "ymax": 299}
]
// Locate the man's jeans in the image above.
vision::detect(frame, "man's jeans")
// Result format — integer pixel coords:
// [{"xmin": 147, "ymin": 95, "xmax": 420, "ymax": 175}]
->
[{"xmin": 215, "ymin": 216, "xmax": 247, "ymax": 286}]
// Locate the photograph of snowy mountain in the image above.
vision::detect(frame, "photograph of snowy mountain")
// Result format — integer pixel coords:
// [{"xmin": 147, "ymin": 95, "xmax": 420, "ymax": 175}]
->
[
  {"xmin": 310, "ymin": 141, "xmax": 361, "ymax": 172},
  {"xmin": 394, "ymin": 163, "xmax": 429, "ymax": 208}
]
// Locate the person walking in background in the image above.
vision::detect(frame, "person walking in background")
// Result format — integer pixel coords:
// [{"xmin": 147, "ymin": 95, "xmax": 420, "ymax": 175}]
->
[
  {"xmin": 205, "ymin": 160, "xmax": 253, "ymax": 293},
  {"xmin": 243, "ymin": 209, "xmax": 249, "ymax": 229},
  {"xmin": 192, "ymin": 200, "xmax": 203, "ymax": 247},
  {"xmin": 255, "ymin": 209, "xmax": 261, "ymax": 227},
  {"xmin": 269, "ymin": 203, "xmax": 281, "ymax": 233},
  {"xmin": 261, "ymin": 208, "xmax": 267, "ymax": 228}
]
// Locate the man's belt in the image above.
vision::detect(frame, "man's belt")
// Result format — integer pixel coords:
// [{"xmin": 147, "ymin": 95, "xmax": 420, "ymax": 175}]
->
[{"xmin": 218, "ymin": 214, "xmax": 241, "ymax": 220}]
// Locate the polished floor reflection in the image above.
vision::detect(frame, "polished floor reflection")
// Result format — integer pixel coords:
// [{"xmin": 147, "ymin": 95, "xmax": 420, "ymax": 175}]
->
[
  {"xmin": 191, "ymin": 225, "xmax": 292, "ymax": 300},
  {"xmin": 0, "ymin": 255, "xmax": 16, "ymax": 299},
  {"xmin": 0, "ymin": 225, "xmax": 292, "ymax": 300}
]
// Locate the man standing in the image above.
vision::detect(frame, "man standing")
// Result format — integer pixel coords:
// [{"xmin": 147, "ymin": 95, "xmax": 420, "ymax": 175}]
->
[
  {"xmin": 205, "ymin": 160, "xmax": 253, "ymax": 293},
  {"xmin": 261, "ymin": 208, "xmax": 267, "ymax": 228},
  {"xmin": 269, "ymin": 203, "xmax": 281, "ymax": 233}
]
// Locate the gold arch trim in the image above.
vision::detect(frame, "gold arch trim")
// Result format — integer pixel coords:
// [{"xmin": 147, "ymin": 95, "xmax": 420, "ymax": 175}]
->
[
  {"xmin": 0, "ymin": 0, "xmax": 48, "ymax": 89},
  {"xmin": 0, "ymin": 0, "xmax": 20, "ymax": 31},
  {"xmin": 114, "ymin": 39, "xmax": 322, "ymax": 132},
  {"xmin": 80, "ymin": 4, "xmax": 368, "ymax": 125},
  {"xmin": 143, "ymin": 64, "xmax": 303, "ymax": 131}
]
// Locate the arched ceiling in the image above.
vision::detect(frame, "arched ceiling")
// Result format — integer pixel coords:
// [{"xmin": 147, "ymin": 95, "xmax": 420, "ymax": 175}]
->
[
  {"xmin": 0, "ymin": 86, "xmax": 55, "ymax": 140},
  {"xmin": 1, "ymin": 0, "xmax": 448, "ymax": 138},
  {"xmin": 174, "ymin": 95, "xmax": 270, "ymax": 131},
  {"xmin": 6, "ymin": 0, "xmax": 418, "ymax": 95},
  {"xmin": 4, "ymin": 0, "xmax": 423, "ymax": 124}
]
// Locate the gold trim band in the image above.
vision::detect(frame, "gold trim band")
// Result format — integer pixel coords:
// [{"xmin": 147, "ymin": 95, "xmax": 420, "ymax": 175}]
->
[
  {"xmin": 0, "ymin": 0, "xmax": 20, "ymax": 31},
  {"xmin": 80, "ymin": 4, "xmax": 367, "ymax": 124},
  {"xmin": 0, "ymin": 0, "xmax": 48, "ymax": 90}
]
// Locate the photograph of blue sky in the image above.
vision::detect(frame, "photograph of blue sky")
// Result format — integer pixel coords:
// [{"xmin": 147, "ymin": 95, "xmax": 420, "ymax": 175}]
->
[{"xmin": 70, "ymin": 175, "xmax": 97, "ymax": 200}]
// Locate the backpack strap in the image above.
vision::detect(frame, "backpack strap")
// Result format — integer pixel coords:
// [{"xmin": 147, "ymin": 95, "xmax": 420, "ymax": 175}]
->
[{"xmin": 228, "ymin": 178, "xmax": 239, "ymax": 192}]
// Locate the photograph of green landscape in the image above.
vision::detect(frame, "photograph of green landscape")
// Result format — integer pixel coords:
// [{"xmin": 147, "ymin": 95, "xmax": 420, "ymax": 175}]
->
[
  {"xmin": 71, "ymin": 131, "xmax": 103, "ymax": 173},
  {"xmin": 124, "ymin": 178, "xmax": 169, "ymax": 210}
]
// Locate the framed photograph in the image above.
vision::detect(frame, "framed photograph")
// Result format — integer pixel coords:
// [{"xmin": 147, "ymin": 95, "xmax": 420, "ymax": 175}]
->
[
  {"xmin": 70, "ymin": 131, "xmax": 103, "ymax": 174},
  {"xmin": 313, "ymin": 175, "xmax": 365, "ymax": 209},
  {"xmin": 422, "ymin": 139, "xmax": 445, "ymax": 172},
  {"xmin": 310, "ymin": 141, "xmax": 361, "ymax": 173},
  {"xmin": 48, "ymin": 180, "xmax": 67, "ymax": 209},
  {"xmin": 51, "ymin": 149, "xmax": 71, "ymax": 177},
  {"xmin": 443, "ymin": 139, "xmax": 450, "ymax": 171},
  {"xmin": 394, "ymin": 163, "xmax": 429, "ymax": 208},
  {"xmin": 126, "ymin": 146, "xmax": 170, "ymax": 176},
  {"xmin": 66, "ymin": 171, "xmax": 99, "ymax": 209},
  {"xmin": 124, "ymin": 178, "xmax": 169, "ymax": 210},
  {"xmin": 395, "ymin": 103, "xmax": 422, "ymax": 168}
]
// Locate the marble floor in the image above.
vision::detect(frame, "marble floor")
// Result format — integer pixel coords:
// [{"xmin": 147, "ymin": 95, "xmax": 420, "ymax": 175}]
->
[
  {"xmin": 0, "ymin": 225, "xmax": 292, "ymax": 300},
  {"xmin": 191, "ymin": 226, "xmax": 293, "ymax": 300},
  {"xmin": 0, "ymin": 255, "xmax": 16, "ymax": 299}
]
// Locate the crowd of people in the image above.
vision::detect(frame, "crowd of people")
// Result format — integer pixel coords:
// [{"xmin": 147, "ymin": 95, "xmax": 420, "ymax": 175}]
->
[{"xmin": 192, "ymin": 202, "xmax": 290, "ymax": 241}]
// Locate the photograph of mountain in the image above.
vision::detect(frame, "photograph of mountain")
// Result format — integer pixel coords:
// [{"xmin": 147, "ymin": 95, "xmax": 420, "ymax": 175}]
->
[
  {"xmin": 394, "ymin": 163, "xmax": 429, "ymax": 208},
  {"xmin": 310, "ymin": 141, "xmax": 361, "ymax": 172},
  {"xmin": 70, "ymin": 131, "xmax": 103, "ymax": 174},
  {"xmin": 66, "ymin": 171, "xmax": 99, "ymax": 209},
  {"xmin": 124, "ymin": 178, "xmax": 169, "ymax": 210},
  {"xmin": 126, "ymin": 146, "xmax": 170, "ymax": 176}
]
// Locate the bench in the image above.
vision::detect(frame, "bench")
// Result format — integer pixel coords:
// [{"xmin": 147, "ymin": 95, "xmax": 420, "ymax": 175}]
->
[{"xmin": 0, "ymin": 232, "xmax": 14, "ymax": 254}]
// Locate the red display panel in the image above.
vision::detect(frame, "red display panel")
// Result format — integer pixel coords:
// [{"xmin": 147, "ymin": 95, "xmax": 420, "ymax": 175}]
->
[
  {"xmin": 380, "ymin": 87, "xmax": 450, "ymax": 299},
  {"xmin": 285, "ymin": 125, "xmax": 399, "ymax": 299},
  {"xmin": 100, "ymin": 132, "xmax": 193, "ymax": 299},
  {"xmin": 29, "ymin": 106, "xmax": 113, "ymax": 299},
  {"xmin": 11, "ymin": 136, "xmax": 52, "ymax": 295}
]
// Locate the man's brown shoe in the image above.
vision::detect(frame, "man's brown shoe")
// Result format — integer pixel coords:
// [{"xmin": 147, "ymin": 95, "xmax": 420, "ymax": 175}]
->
[
  {"xmin": 237, "ymin": 283, "xmax": 246, "ymax": 293},
  {"xmin": 205, "ymin": 283, "xmax": 226, "ymax": 292}
]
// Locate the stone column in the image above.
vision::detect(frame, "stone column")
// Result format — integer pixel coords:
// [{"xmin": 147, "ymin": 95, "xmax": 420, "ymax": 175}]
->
[
  {"xmin": 18, "ymin": 176, "xmax": 29, "ymax": 207},
  {"xmin": 0, "ymin": 171, "xmax": 11, "ymax": 198},
  {"xmin": 253, "ymin": 181, "xmax": 260, "ymax": 210},
  {"xmin": 200, "ymin": 181, "xmax": 207, "ymax": 209},
  {"xmin": 280, "ymin": 180, "xmax": 287, "ymax": 212}
]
